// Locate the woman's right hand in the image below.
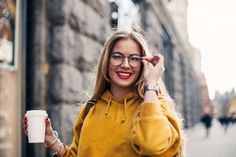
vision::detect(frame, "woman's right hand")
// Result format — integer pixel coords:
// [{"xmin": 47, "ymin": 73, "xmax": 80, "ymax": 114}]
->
[
  {"xmin": 22, "ymin": 116, "xmax": 57, "ymax": 147},
  {"xmin": 142, "ymin": 54, "xmax": 165, "ymax": 84}
]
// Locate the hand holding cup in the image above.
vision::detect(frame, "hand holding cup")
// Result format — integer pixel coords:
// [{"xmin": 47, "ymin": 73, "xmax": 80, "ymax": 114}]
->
[{"xmin": 23, "ymin": 110, "xmax": 56, "ymax": 146}]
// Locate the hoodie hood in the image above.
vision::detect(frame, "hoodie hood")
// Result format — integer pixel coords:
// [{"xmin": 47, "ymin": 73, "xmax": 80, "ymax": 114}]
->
[
  {"xmin": 100, "ymin": 90, "xmax": 138, "ymax": 103},
  {"xmin": 100, "ymin": 90, "xmax": 140, "ymax": 123}
]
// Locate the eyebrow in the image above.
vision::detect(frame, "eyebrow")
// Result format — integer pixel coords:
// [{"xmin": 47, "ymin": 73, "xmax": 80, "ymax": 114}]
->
[{"xmin": 111, "ymin": 51, "xmax": 141, "ymax": 56}]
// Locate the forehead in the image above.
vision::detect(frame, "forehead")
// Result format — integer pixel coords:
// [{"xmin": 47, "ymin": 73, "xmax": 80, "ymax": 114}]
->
[{"xmin": 112, "ymin": 38, "xmax": 141, "ymax": 55}]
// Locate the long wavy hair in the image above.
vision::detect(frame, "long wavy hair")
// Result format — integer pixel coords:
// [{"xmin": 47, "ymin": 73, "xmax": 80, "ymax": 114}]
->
[{"xmin": 91, "ymin": 28, "xmax": 186, "ymax": 157}]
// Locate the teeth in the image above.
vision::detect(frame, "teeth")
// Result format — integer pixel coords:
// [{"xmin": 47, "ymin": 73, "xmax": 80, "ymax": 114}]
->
[{"xmin": 118, "ymin": 72, "xmax": 130, "ymax": 76}]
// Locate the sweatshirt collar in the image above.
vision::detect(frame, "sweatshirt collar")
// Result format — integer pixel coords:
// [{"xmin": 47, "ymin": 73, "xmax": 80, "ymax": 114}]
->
[
  {"xmin": 100, "ymin": 90, "xmax": 138, "ymax": 123},
  {"xmin": 101, "ymin": 90, "xmax": 137, "ymax": 103}
]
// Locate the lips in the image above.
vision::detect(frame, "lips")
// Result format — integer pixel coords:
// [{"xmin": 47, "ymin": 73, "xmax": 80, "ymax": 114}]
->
[{"xmin": 117, "ymin": 71, "xmax": 132, "ymax": 79}]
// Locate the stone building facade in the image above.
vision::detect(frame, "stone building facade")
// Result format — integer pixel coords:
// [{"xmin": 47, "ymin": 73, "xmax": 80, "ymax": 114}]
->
[
  {"xmin": 25, "ymin": 0, "xmax": 110, "ymax": 156},
  {"xmin": 138, "ymin": 0, "xmax": 202, "ymax": 127},
  {"xmin": 0, "ymin": 0, "xmax": 204, "ymax": 157}
]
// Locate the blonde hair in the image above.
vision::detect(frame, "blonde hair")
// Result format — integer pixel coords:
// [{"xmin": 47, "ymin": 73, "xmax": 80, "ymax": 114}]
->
[{"xmin": 91, "ymin": 28, "xmax": 186, "ymax": 157}]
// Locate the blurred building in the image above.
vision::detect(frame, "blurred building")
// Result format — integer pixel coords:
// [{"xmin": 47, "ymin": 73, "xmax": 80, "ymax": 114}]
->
[
  {"xmin": 213, "ymin": 89, "xmax": 235, "ymax": 117},
  {"xmin": 0, "ymin": 0, "xmax": 24, "ymax": 157},
  {"xmin": 0, "ymin": 0, "xmax": 208, "ymax": 157},
  {"xmin": 148, "ymin": 0, "xmax": 202, "ymax": 127},
  {"xmin": 228, "ymin": 94, "xmax": 236, "ymax": 117},
  {"xmin": 198, "ymin": 73, "xmax": 214, "ymax": 114},
  {"xmin": 166, "ymin": 0, "xmax": 213, "ymax": 123}
]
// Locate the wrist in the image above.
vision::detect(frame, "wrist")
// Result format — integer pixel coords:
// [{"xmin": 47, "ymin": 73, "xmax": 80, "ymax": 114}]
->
[
  {"xmin": 52, "ymin": 139, "xmax": 64, "ymax": 157},
  {"xmin": 144, "ymin": 83, "xmax": 159, "ymax": 95},
  {"xmin": 49, "ymin": 132, "xmax": 66, "ymax": 157},
  {"xmin": 144, "ymin": 79, "xmax": 157, "ymax": 85},
  {"xmin": 45, "ymin": 130, "xmax": 58, "ymax": 148}
]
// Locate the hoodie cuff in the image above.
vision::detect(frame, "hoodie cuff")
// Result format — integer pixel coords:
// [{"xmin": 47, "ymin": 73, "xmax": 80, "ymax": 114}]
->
[{"xmin": 140, "ymin": 102, "xmax": 163, "ymax": 117}]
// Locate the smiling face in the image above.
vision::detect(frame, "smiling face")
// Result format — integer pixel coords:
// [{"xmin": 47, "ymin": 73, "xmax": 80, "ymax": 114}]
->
[{"xmin": 108, "ymin": 38, "xmax": 142, "ymax": 94}]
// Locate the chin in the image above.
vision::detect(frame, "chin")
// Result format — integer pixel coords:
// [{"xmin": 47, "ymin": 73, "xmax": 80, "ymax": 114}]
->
[{"xmin": 116, "ymin": 81, "xmax": 135, "ymax": 88}]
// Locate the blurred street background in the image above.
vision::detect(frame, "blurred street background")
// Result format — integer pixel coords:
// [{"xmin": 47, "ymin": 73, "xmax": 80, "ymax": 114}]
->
[
  {"xmin": 0, "ymin": 0, "xmax": 236, "ymax": 157},
  {"xmin": 186, "ymin": 120, "xmax": 236, "ymax": 157}
]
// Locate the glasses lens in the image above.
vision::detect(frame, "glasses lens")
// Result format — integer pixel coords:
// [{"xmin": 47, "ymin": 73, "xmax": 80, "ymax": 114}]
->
[
  {"xmin": 110, "ymin": 53, "xmax": 123, "ymax": 66},
  {"xmin": 129, "ymin": 55, "xmax": 142, "ymax": 67}
]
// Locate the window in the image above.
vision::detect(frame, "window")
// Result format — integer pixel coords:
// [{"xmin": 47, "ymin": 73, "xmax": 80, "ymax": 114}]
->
[{"xmin": 0, "ymin": 0, "xmax": 19, "ymax": 70}]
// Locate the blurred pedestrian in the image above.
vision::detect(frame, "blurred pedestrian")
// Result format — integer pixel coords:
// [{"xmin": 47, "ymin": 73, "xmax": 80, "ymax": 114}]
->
[
  {"xmin": 218, "ymin": 115, "xmax": 230, "ymax": 133},
  {"xmin": 23, "ymin": 27, "xmax": 185, "ymax": 157},
  {"xmin": 229, "ymin": 113, "xmax": 236, "ymax": 124},
  {"xmin": 200, "ymin": 112, "xmax": 213, "ymax": 138}
]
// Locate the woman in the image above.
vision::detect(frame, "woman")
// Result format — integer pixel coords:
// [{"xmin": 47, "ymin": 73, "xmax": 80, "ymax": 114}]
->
[{"xmin": 23, "ymin": 28, "xmax": 185, "ymax": 157}]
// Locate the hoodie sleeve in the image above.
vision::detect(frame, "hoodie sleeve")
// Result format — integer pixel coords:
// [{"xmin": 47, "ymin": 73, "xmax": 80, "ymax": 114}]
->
[
  {"xmin": 131, "ymin": 100, "xmax": 181, "ymax": 157},
  {"xmin": 62, "ymin": 104, "xmax": 86, "ymax": 157}
]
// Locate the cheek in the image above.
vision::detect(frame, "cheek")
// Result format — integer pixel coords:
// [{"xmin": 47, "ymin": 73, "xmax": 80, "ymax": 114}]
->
[
  {"xmin": 108, "ymin": 65, "xmax": 116, "ymax": 78},
  {"xmin": 134, "ymin": 67, "xmax": 142, "ymax": 80},
  {"xmin": 136, "ymin": 66, "xmax": 142, "ymax": 76}
]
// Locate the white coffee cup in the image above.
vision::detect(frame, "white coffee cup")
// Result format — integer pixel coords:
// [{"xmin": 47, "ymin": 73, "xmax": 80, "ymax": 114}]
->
[{"xmin": 25, "ymin": 110, "xmax": 48, "ymax": 143}]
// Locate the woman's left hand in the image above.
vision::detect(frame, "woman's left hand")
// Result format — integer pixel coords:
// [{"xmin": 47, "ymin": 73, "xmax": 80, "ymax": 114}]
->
[{"xmin": 142, "ymin": 54, "xmax": 165, "ymax": 84}]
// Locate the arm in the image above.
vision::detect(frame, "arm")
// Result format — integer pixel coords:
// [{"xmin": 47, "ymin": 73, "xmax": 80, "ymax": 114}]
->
[
  {"xmin": 47, "ymin": 104, "xmax": 86, "ymax": 157},
  {"xmin": 131, "ymin": 54, "xmax": 181, "ymax": 156},
  {"xmin": 23, "ymin": 104, "xmax": 87, "ymax": 157},
  {"xmin": 131, "ymin": 98, "xmax": 181, "ymax": 156}
]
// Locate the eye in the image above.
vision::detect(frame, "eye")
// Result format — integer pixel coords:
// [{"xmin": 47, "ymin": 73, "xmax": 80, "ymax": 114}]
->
[
  {"xmin": 129, "ymin": 55, "xmax": 142, "ymax": 61},
  {"xmin": 111, "ymin": 53, "xmax": 123, "ymax": 60}
]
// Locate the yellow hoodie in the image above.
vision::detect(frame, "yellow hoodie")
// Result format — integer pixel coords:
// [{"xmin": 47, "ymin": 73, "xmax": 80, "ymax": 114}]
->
[{"xmin": 63, "ymin": 90, "xmax": 181, "ymax": 157}]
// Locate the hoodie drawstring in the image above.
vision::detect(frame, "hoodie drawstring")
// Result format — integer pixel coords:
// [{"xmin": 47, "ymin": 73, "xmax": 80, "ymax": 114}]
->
[
  {"xmin": 105, "ymin": 97, "xmax": 128, "ymax": 123},
  {"xmin": 105, "ymin": 97, "xmax": 112, "ymax": 118},
  {"xmin": 121, "ymin": 98, "xmax": 127, "ymax": 123}
]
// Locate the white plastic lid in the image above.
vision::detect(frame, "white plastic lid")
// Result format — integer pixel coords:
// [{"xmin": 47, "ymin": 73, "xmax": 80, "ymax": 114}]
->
[{"xmin": 25, "ymin": 110, "xmax": 48, "ymax": 117}]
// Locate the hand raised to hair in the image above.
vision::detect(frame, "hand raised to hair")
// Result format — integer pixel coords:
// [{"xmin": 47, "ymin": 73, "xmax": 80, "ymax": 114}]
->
[{"xmin": 142, "ymin": 54, "xmax": 165, "ymax": 84}]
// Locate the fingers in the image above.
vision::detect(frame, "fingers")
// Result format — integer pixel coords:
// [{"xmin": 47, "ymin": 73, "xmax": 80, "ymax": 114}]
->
[
  {"xmin": 142, "ymin": 54, "xmax": 165, "ymax": 81},
  {"xmin": 157, "ymin": 55, "xmax": 164, "ymax": 64},
  {"xmin": 157, "ymin": 55, "xmax": 165, "ymax": 70},
  {"xmin": 45, "ymin": 117, "xmax": 53, "ymax": 129},
  {"xmin": 22, "ymin": 116, "xmax": 28, "ymax": 136},
  {"xmin": 142, "ymin": 54, "xmax": 161, "ymax": 59},
  {"xmin": 142, "ymin": 56, "xmax": 155, "ymax": 64},
  {"xmin": 142, "ymin": 54, "xmax": 161, "ymax": 66},
  {"xmin": 142, "ymin": 54, "xmax": 164, "ymax": 69},
  {"xmin": 142, "ymin": 59, "xmax": 148, "ymax": 68},
  {"xmin": 142, "ymin": 58, "xmax": 153, "ymax": 70},
  {"xmin": 45, "ymin": 117, "xmax": 54, "ymax": 135},
  {"xmin": 45, "ymin": 117, "xmax": 50, "ymax": 126},
  {"xmin": 23, "ymin": 116, "xmax": 54, "ymax": 136},
  {"xmin": 23, "ymin": 116, "xmax": 55, "ymax": 138}
]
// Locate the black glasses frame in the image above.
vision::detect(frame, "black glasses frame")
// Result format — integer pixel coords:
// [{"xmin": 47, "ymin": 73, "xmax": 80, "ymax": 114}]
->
[{"xmin": 109, "ymin": 52, "xmax": 143, "ymax": 68}]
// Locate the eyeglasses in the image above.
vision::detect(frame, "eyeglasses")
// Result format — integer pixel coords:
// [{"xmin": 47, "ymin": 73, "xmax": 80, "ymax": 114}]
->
[{"xmin": 109, "ymin": 52, "xmax": 142, "ymax": 68}]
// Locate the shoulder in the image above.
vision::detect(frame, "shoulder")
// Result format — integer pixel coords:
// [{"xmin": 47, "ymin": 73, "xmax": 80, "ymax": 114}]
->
[{"xmin": 73, "ymin": 103, "xmax": 87, "ymax": 125}]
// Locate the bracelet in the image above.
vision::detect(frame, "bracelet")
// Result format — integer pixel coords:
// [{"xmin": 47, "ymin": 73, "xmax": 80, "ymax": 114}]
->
[
  {"xmin": 46, "ymin": 130, "xmax": 58, "ymax": 148},
  {"xmin": 52, "ymin": 139, "xmax": 63, "ymax": 157}
]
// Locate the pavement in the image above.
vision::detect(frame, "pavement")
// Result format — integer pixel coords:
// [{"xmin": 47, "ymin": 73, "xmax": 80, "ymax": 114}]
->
[{"xmin": 185, "ymin": 119, "xmax": 236, "ymax": 157}]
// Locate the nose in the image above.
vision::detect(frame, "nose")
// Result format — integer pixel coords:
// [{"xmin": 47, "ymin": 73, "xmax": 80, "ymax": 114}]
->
[{"xmin": 121, "ymin": 57, "xmax": 130, "ymax": 68}]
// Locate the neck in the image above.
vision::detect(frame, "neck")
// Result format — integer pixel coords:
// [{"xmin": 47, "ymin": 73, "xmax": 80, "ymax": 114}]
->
[{"xmin": 110, "ymin": 85, "xmax": 133, "ymax": 99}]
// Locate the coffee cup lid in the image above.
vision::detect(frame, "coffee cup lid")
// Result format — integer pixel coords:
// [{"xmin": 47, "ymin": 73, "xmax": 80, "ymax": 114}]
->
[{"xmin": 26, "ymin": 110, "xmax": 48, "ymax": 116}]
